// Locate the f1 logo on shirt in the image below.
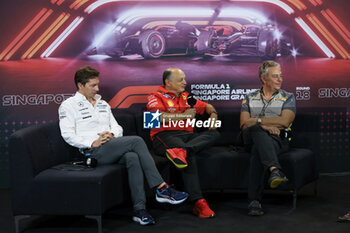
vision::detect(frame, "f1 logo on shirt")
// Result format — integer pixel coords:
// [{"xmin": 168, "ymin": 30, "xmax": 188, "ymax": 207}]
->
[{"xmin": 143, "ymin": 110, "xmax": 161, "ymax": 129}]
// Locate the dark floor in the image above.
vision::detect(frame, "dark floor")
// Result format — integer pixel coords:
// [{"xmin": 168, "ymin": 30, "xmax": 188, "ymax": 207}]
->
[{"xmin": 1, "ymin": 174, "xmax": 350, "ymax": 233}]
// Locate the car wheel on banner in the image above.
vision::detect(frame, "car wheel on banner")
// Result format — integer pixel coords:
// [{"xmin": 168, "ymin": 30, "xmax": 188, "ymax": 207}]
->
[
  {"xmin": 258, "ymin": 29, "xmax": 277, "ymax": 60},
  {"xmin": 196, "ymin": 30, "xmax": 216, "ymax": 55},
  {"xmin": 140, "ymin": 30, "xmax": 166, "ymax": 59}
]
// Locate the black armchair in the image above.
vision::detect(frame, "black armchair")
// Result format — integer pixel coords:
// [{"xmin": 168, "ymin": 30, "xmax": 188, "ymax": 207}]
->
[{"xmin": 9, "ymin": 118, "xmax": 133, "ymax": 233}]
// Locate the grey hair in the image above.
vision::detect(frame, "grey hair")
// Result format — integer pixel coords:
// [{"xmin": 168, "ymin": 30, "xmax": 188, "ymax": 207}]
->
[{"xmin": 258, "ymin": 60, "xmax": 280, "ymax": 83}]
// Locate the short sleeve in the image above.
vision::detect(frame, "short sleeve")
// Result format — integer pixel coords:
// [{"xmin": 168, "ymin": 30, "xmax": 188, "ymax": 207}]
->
[
  {"xmin": 241, "ymin": 95, "xmax": 250, "ymax": 112},
  {"xmin": 282, "ymin": 93, "xmax": 296, "ymax": 113}
]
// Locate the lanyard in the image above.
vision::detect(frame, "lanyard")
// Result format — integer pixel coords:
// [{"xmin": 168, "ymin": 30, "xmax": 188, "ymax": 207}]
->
[{"xmin": 258, "ymin": 90, "xmax": 278, "ymax": 117}]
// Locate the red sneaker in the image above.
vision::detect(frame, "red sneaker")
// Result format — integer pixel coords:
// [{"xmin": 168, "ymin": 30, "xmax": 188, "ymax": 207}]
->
[
  {"xmin": 166, "ymin": 148, "xmax": 188, "ymax": 168},
  {"xmin": 193, "ymin": 199, "xmax": 215, "ymax": 218}
]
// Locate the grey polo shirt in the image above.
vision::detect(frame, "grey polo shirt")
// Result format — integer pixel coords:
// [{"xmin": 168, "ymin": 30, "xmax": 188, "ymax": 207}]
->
[{"xmin": 241, "ymin": 89, "xmax": 296, "ymax": 118}]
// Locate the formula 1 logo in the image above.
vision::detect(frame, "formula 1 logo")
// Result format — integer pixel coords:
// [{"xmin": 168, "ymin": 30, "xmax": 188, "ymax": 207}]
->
[
  {"xmin": 109, "ymin": 86, "xmax": 158, "ymax": 109},
  {"xmin": 143, "ymin": 110, "xmax": 161, "ymax": 129}
]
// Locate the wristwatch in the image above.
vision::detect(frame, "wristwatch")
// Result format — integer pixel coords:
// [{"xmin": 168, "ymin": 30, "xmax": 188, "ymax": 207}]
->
[{"xmin": 257, "ymin": 118, "xmax": 262, "ymax": 125}]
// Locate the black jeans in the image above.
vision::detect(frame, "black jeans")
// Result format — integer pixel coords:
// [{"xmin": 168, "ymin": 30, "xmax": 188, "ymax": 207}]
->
[
  {"xmin": 242, "ymin": 125, "xmax": 289, "ymax": 202},
  {"xmin": 152, "ymin": 130, "xmax": 220, "ymax": 201}
]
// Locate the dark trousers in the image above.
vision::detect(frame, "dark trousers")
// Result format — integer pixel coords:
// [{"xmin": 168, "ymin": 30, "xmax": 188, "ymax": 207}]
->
[
  {"xmin": 242, "ymin": 125, "xmax": 289, "ymax": 202},
  {"xmin": 91, "ymin": 136, "xmax": 164, "ymax": 211},
  {"xmin": 153, "ymin": 130, "xmax": 220, "ymax": 201}
]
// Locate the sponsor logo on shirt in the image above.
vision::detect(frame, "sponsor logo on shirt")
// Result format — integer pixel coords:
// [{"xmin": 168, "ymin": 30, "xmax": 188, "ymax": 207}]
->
[
  {"xmin": 167, "ymin": 100, "xmax": 174, "ymax": 107},
  {"xmin": 97, "ymin": 104, "xmax": 107, "ymax": 110},
  {"xmin": 79, "ymin": 107, "xmax": 88, "ymax": 111},
  {"xmin": 163, "ymin": 94, "xmax": 175, "ymax": 99},
  {"xmin": 273, "ymin": 98, "xmax": 286, "ymax": 101}
]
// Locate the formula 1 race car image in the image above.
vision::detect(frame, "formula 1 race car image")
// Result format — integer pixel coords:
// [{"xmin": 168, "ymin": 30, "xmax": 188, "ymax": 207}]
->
[
  {"xmin": 86, "ymin": 18, "xmax": 293, "ymax": 60},
  {"xmin": 87, "ymin": 21, "xmax": 199, "ymax": 59},
  {"xmin": 196, "ymin": 24, "xmax": 283, "ymax": 59}
]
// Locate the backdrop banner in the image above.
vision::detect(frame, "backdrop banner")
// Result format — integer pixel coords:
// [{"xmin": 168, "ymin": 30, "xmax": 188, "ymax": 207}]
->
[{"xmin": 1, "ymin": 0, "xmax": 350, "ymax": 187}]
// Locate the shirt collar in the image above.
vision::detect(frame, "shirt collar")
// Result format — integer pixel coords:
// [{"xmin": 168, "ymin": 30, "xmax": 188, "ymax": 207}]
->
[
  {"xmin": 158, "ymin": 86, "xmax": 186, "ymax": 97},
  {"xmin": 259, "ymin": 88, "xmax": 280, "ymax": 100},
  {"xmin": 74, "ymin": 92, "xmax": 101, "ymax": 102}
]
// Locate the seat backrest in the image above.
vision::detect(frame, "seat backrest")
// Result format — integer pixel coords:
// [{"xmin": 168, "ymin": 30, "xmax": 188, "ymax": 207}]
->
[
  {"xmin": 212, "ymin": 111, "xmax": 241, "ymax": 146},
  {"xmin": 10, "ymin": 122, "xmax": 72, "ymax": 177},
  {"xmin": 113, "ymin": 109, "xmax": 152, "ymax": 149},
  {"xmin": 135, "ymin": 113, "xmax": 153, "ymax": 149},
  {"xmin": 290, "ymin": 114, "xmax": 320, "ymax": 153},
  {"xmin": 114, "ymin": 112, "xmax": 137, "ymax": 136}
]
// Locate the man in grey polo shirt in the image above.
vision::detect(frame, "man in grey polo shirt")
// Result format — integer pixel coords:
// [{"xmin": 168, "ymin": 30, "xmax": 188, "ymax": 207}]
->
[{"xmin": 240, "ymin": 60, "xmax": 296, "ymax": 216}]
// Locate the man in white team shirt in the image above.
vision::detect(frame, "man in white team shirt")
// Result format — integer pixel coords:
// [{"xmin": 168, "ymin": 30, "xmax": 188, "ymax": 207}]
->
[{"xmin": 58, "ymin": 66, "xmax": 188, "ymax": 225}]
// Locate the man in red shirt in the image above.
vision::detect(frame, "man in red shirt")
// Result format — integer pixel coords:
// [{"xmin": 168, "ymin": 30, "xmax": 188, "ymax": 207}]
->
[{"xmin": 146, "ymin": 68, "xmax": 220, "ymax": 218}]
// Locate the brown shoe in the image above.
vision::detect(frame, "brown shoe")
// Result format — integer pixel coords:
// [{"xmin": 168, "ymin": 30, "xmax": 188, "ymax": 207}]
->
[{"xmin": 338, "ymin": 212, "xmax": 350, "ymax": 222}]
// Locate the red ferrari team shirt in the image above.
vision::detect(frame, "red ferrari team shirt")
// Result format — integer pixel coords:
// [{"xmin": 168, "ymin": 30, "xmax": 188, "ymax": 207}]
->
[{"xmin": 146, "ymin": 86, "xmax": 207, "ymax": 140}]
